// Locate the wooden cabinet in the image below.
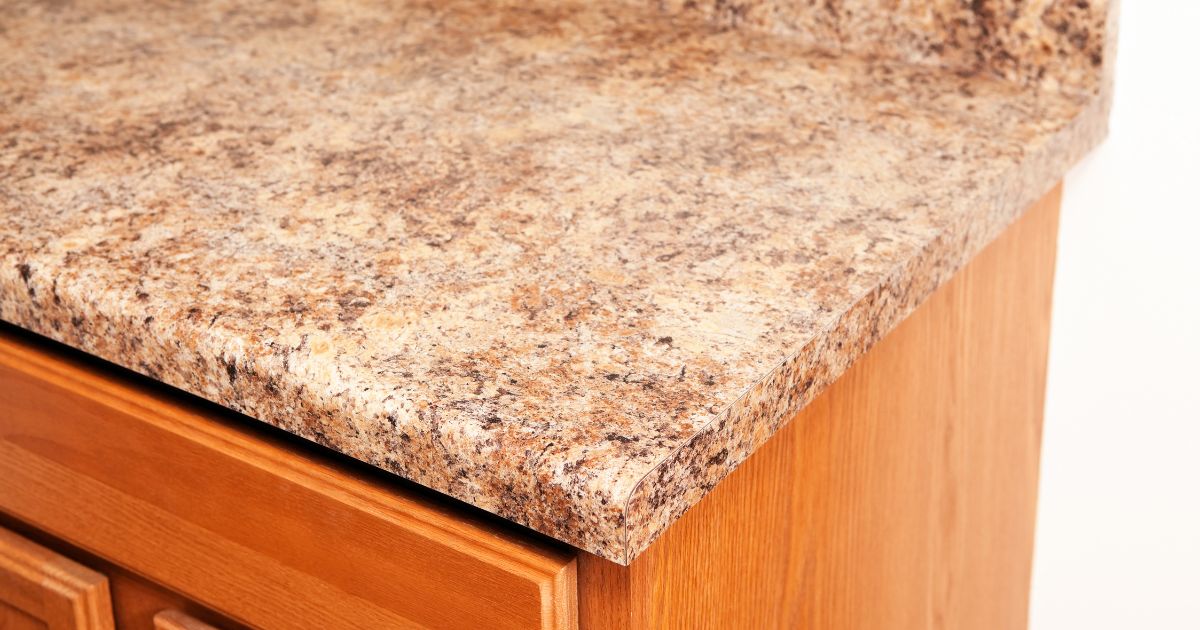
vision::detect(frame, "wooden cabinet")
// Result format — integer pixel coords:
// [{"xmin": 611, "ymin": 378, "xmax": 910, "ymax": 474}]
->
[
  {"xmin": 576, "ymin": 184, "xmax": 1061, "ymax": 630},
  {"xmin": 0, "ymin": 332, "xmax": 577, "ymax": 630},
  {"xmin": 0, "ymin": 185, "xmax": 1059, "ymax": 629},
  {"xmin": 0, "ymin": 526, "xmax": 114, "ymax": 630}
]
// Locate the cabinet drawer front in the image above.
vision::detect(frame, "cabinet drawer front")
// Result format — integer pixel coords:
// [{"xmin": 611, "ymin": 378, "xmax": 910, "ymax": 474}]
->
[{"xmin": 0, "ymin": 331, "xmax": 576, "ymax": 630}]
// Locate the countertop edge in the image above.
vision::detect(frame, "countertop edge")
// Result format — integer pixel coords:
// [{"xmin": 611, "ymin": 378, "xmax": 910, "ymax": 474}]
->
[
  {"xmin": 617, "ymin": 81, "xmax": 1115, "ymax": 563},
  {"xmin": 0, "ymin": 81, "xmax": 1115, "ymax": 567},
  {"xmin": 0, "ymin": 0, "xmax": 1120, "ymax": 566}
]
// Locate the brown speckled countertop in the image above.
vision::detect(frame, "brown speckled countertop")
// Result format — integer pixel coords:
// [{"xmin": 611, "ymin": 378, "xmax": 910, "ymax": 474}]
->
[{"xmin": 0, "ymin": 0, "xmax": 1115, "ymax": 563}]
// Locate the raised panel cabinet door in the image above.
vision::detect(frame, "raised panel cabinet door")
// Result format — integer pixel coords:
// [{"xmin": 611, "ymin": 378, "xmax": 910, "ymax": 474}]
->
[
  {"xmin": 0, "ymin": 526, "xmax": 115, "ymax": 630},
  {"xmin": 0, "ymin": 329, "xmax": 577, "ymax": 630}
]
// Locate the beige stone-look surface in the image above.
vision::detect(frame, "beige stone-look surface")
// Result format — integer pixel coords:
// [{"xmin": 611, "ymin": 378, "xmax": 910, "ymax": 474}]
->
[{"xmin": 0, "ymin": 0, "xmax": 1114, "ymax": 563}]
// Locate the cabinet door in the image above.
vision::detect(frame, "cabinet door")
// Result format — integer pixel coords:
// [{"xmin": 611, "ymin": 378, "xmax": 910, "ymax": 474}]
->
[
  {"xmin": 0, "ymin": 329, "xmax": 577, "ymax": 630},
  {"xmin": 0, "ymin": 526, "xmax": 114, "ymax": 630}
]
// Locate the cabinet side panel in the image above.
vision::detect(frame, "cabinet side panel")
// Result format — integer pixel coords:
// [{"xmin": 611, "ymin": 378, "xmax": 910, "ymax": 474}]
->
[{"xmin": 581, "ymin": 183, "xmax": 1061, "ymax": 629}]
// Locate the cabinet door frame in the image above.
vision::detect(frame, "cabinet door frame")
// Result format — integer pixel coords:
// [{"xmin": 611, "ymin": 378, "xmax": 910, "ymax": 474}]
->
[
  {"xmin": 0, "ymin": 525, "xmax": 115, "ymax": 630},
  {"xmin": 0, "ymin": 328, "xmax": 577, "ymax": 630}
]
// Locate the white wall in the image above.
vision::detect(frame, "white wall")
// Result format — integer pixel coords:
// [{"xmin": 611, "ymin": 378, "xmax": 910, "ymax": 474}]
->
[{"xmin": 1029, "ymin": 2, "xmax": 1200, "ymax": 628}]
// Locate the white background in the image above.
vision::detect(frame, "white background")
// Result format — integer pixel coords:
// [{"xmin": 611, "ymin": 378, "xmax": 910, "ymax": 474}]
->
[{"xmin": 1029, "ymin": 2, "xmax": 1200, "ymax": 628}]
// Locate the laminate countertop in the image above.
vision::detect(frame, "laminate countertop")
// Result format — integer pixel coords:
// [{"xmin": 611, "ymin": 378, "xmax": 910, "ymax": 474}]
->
[{"xmin": 0, "ymin": 0, "xmax": 1114, "ymax": 563}]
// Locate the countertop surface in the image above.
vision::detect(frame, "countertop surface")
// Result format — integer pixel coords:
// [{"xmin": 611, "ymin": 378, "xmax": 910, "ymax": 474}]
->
[{"xmin": 0, "ymin": 0, "xmax": 1114, "ymax": 563}]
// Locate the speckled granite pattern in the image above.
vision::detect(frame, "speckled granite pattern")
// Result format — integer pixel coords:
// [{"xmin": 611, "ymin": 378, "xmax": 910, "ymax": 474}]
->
[
  {"xmin": 0, "ymin": 0, "xmax": 1114, "ymax": 563},
  {"xmin": 643, "ymin": 0, "xmax": 1109, "ymax": 89}
]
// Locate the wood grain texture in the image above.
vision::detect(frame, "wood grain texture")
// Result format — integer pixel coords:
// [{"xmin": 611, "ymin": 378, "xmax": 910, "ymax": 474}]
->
[
  {"xmin": 579, "ymin": 183, "xmax": 1062, "ymax": 629},
  {"xmin": 0, "ymin": 515, "xmax": 248, "ymax": 630},
  {"xmin": 0, "ymin": 601, "xmax": 44, "ymax": 630},
  {"xmin": 0, "ymin": 526, "xmax": 114, "ymax": 630},
  {"xmin": 0, "ymin": 334, "xmax": 577, "ymax": 630}
]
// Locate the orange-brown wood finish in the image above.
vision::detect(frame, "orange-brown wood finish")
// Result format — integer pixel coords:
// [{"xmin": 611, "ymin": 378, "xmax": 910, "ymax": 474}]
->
[
  {"xmin": 0, "ymin": 526, "xmax": 115, "ymax": 630},
  {"xmin": 0, "ymin": 334, "xmax": 577, "ymax": 630},
  {"xmin": 579, "ymin": 184, "xmax": 1062, "ymax": 629},
  {"xmin": 0, "ymin": 515, "xmax": 248, "ymax": 630},
  {"xmin": 153, "ymin": 609, "xmax": 222, "ymax": 630}
]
